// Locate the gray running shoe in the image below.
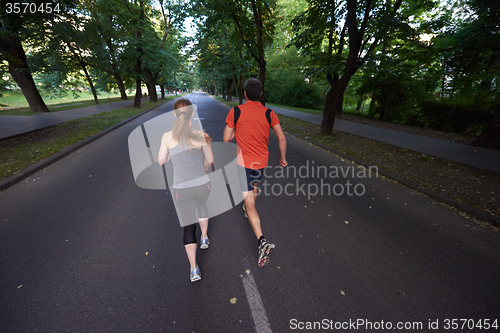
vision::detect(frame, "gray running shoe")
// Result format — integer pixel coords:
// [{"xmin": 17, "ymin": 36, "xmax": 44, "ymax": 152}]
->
[
  {"xmin": 190, "ymin": 266, "xmax": 201, "ymax": 282},
  {"xmin": 258, "ymin": 239, "xmax": 275, "ymax": 267},
  {"xmin": 200, "ymin": 236, "xmax": 210, "ymax": 249},
  {"xmin": 243, "ymin": 203, "xmax": 248, "ymax": 218}
]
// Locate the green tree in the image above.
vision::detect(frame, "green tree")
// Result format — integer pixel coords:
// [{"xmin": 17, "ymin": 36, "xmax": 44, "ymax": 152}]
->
[
  {"xmin": 142, "ymin": 0, "xmax": 188, "ymax": 102},
  {"xmin": 83, "ymin": 0, "xmax": 134, "ymax": 100},
  {"xmin": 194, "ymin": 0, "xmax": 252, "ymax": 102},
  {"xmin": 0, "ymin": 0, "xmax": 77, "ymax": 112},
  {"xmin": 196, "ymin": 0, "xmax": 276, "ymax": 105},
  {"xmin": 292, "ymin": 0, "xmax": 434, "ymax": 135},
  {"xmin": 266, "ymin": 0, "xmax": 325, "ymax": 109}
]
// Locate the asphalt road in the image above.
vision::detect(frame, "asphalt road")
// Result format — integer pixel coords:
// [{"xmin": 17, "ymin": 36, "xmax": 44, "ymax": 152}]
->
[{"xmin": 1, "ymin": 92, "xmax": 499, "ymax": 332}]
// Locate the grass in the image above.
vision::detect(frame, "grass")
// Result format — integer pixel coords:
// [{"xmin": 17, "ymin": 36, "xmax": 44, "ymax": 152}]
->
[
  {"xmin": 212, "ymin": 96, "xmax": 500, "ymax": 229},
  {"xmin": 0, "ymin": 91, "xmax": 140, "ymax": 116},
  {"xmin": 212, "ymin": 95, "xmax": 241, "ymax": 108},
  {"xmin": 0, "ymin": 94, "xmax": 183, "ymax": 182}
]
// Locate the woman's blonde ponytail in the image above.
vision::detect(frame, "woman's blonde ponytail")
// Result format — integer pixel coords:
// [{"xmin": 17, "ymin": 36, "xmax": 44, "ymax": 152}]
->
[{"xmin": 172, "ymin": 98, "xmax": 204, "ymax": 151}]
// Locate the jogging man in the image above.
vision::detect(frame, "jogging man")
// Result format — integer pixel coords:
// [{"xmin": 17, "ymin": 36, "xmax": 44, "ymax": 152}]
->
[{"xmin": 223, "ymin": 78, "xmax": 287, "ymax": 266}]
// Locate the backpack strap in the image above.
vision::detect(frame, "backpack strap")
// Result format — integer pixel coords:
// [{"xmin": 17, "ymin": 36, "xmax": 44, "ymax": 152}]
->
[
  {"xmin": 233, "ymin": 106, "xmax": 241, "ymax": 128},
  {"xmin": 265, "ymin": 108, "xmax": 272, "ymax": 127},
  {"xmin": 233, "ymin": 106, "xmax": 272, "ymax": 127}
]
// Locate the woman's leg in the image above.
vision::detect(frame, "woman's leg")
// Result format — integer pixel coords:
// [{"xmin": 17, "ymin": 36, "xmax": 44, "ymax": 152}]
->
[
  {"xmin": 184, "ymin": 243, "xmax": 197, "ymax": 269},
  {"xmin": 199, "ymin": 218, "xmax": 208, "ymax": 238},
  {"xmin": 195, "ymin": 182, "xmax": 211, "ymax": 239},
  {"xmin": 184, "ymin": 224, "xmax": 198, "ymax": 269}
]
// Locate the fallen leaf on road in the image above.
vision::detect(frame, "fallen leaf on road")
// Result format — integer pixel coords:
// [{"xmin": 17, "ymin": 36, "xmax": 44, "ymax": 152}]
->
[
  {"xmin": 328, "ymin": 214, "xmax": 332, "ymax": 217},
  {"xmin": 246, "ymin": 270, "xmax": 250, "ymax": 275},
  {"xmin": 345, "ymin": 221, "xmax": 349, "ymax": 224},
  {"xmin": 230, "ymin": 298, "xmax": 237, "ymax": 304},
  {"xmin": 340, "ymin": 290, "xmax": 345, "ymax": 295},
  {"xmin": 145, "ymin": 252, "xmax": 149, "ymax": 255}
]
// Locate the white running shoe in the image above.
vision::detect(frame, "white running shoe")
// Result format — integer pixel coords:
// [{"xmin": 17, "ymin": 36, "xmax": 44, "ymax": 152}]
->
[
  {"xmin": 200, "ymin": 236, "xmax": 210, "ymax": 249},
  {"xmin": 258, "ymin": 239, "xmax": 275, "ymax": 267},
  {"xmin": 190, "ymin": 266, "xmax": 201, "ymax": 282}
]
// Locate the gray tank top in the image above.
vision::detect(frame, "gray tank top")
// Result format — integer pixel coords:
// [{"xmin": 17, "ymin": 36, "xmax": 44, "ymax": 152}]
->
[{"xmin": 170, "ymin": 143, "xmax": 210, "ymax": 189}]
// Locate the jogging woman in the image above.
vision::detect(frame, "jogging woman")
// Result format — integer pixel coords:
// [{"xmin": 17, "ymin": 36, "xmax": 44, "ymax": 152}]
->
[{"xmin": 158, "ymin": 98, "xmax": 214, "ymax": 282}]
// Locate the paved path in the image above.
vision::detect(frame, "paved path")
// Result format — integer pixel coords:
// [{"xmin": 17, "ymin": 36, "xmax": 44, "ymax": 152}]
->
[
  {"xmin": 269, "ymin": 105, "xmax": 500, "ymax": 174},
  {"xmin": 0, "ymin": 95, "xmax": 174, "ymax": 140},
  {"xmin": 1, "ymin": 92, "xmax": 499, "ymax": 331},
  {"xmin": 1, "ymin": 96, "xmax": 498, "ymax": 174}
]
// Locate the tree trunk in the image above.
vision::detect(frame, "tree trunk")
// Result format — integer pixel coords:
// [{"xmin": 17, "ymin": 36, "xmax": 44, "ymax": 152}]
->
[
  {"xmin": 321, "ymin": 73, "xmax": 346, "ymax": 135},
  {"xmin": 134, "ymin": 76, "xmax": 142, "ymax": 108},
  {"xmin": 259, "ymin": 60, "xmax": 266, "ymax": 105},
  {"xmin": 82, "ymin": 63, "xmax": 98, "ymax": 105},
  {"xmin": 113, "ymin": 73, "xmax": 128, "ymax": 100},
  {"xmin": 336, "ymin": 93, "xmax": 344, "ymax": 119},
  {"xmin": 143, "ymin": 67, "xmax": 158, "ymax": 102},
  {"xmin": 134, "ymin": 56, "xmax": 142, "ymax": 108},
  {"xmin": 71, "ymin": 47, "xmax": 99, "ymax": 105},
  {"xmin": 134, "ymin": 0, "xmax": 145, "ymax": 108},
  {"xmin": 161, "ymin": 85, "xmax": 165, "ymax": 99},
  {"xmin": 320, "ymin": 0, "xmax": 369, "ymax": 135},
  {"xmin": 236, "ymin": 74, "xmax": 243, "ymax": 104},
  {"xmin": 0, "ymin": 33, "xmax": 50, "ymax": 113},
  {"xmin": 321, "ymin": 88, "xmax": 336, "ymax": 135},
  {"xmin": 226, "ymin": 76, "xmax": 233, "ymax": 102},
  {"xmin": 472, "ymin": 101, "xmax": 500, "ymax": 150},
  {"xmin": 321, "ymin": 85, "xmax": 346, "ymax": 135}
]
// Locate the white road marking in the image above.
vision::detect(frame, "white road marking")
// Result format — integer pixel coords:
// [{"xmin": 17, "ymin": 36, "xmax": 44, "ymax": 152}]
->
[{"xmin": 241, "ymin": 272, "xmax": 273, "ymax": 333}]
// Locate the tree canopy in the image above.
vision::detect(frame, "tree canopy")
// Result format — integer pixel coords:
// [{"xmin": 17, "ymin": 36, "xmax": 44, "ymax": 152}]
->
[{"xmin": 1, "ymin": 0, "xmax": 499, "ymax": 147}]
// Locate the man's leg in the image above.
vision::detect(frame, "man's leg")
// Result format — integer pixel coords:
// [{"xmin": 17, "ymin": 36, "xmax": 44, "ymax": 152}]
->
[
  {"xmin": 242, "ymin": 183, "xmax": 275, "ymax": 267},
  {"xmin": 242, "ymin": 184, "xmax": 262, "ymax": 239}
]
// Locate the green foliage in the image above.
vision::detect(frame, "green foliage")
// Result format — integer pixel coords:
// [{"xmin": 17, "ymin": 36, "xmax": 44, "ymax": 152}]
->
[
  {"xmin": 193, "ymin": 0, "xmax": 277, "ymax": 99},
  {"xmin": 2, "ymin": 0, "xmax": 498, "ymax": 139},
  {"xmin": 266, "ymin": 69, "xmax": 323, "ymax": 109},
  {"xmin": 414, "ymin": 98, "xmax": 491, "ymax": 134},
  {"xmin": 0, "ymin": 63, "xmax": 9, "ymax": 104}
]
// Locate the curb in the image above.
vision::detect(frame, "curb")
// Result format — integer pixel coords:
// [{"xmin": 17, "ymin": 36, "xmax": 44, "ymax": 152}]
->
[
  {"xmin": 0, "ymin": 99, "xmax": 173, "ymax": 192},
  {"xmin": 283, "ymin": 130, "xmax": 500, "ymax": 228}
]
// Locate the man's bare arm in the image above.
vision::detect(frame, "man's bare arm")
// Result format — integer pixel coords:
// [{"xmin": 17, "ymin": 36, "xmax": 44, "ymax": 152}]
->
[
  {"xmin": 272, "ymin": 124, "xmax": 287, "ymax": 167},
  {"xmin": 223, "ymin": 125, "xmax": 235, "ymax": 142}
]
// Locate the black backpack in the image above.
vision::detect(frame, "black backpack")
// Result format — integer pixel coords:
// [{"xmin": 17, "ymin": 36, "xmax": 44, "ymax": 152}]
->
[{"xmin": 233, "ymin": 106, "xmax": 273, "ymax": 128}]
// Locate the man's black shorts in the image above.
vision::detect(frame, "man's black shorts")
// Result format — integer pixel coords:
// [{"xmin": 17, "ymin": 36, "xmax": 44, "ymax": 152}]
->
[{"xmin": 238, "ymin": 165, "xmax": 265, "ymax": 192}]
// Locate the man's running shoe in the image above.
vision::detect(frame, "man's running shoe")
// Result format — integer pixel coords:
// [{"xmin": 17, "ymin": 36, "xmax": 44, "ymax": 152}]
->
[
  {"xmin": 243, "ymin": 203, "xmax": 248, "ymax": 218},
  {"xmin": 200, "ymin": 236, "xmax": 210, "ymax": 249},
  {"xmin": 190, "ymin": 266, "xmax": 202, "ymax": 282},
  {"xmin": 258, "ymin": 239, "xmax": 275, "ymax": 267}
]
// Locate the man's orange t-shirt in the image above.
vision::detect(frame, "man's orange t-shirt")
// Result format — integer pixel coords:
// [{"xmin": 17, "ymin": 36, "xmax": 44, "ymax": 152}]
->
[{"xmin": 226, "ymin": 100, "xmax": 280, "ymax": 169}]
